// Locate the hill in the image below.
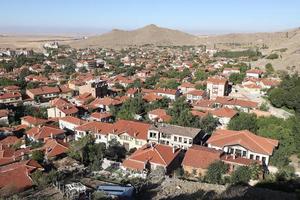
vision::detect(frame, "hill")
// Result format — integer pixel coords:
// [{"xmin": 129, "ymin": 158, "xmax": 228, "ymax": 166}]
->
[
  {"xmin": 70, "ymin": 24, "xmax": 199, "ymax": 48},
  {"xmin": 198, "ymin": 28, "xmax": 300, "ymax": 70}
]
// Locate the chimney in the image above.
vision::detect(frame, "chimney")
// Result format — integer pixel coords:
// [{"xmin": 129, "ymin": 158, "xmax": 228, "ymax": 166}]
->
[{"xmin": 172, "ymin": 146, "xmax": 176, "ymax": 154}]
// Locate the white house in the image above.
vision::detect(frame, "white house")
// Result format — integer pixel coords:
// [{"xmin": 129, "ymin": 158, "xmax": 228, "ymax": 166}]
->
[{"xmin": 207, "ymin": 129, "xmax": 278, "ymax": 165}]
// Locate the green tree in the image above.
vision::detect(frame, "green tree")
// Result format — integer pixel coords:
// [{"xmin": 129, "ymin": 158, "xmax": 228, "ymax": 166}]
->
[
  {"xmin": 268, "ymin": 88, "xmax": 287, "ymax": 108},
  {"xmin": 230, "ymin": 166, "xmax": 252, "ymax": 184},
  {"xmin": 265, "ymin": 63, "xmax": 274, "ymax": 75},
  {"xmin": 105, "ymin": 139, "xmax": 127, "ymax": 162},
  {"xmin": 229, "ymin": 73, "xmax": 245, "ymax": 84},
  {"xmin": 205, "ymin": 161, "xmax": 228, "ymax": 184},
  {"xmin": 194, "ymin": 69, "xmax": 207, "ymax": 81},
  {"xmin": 196, "ymin": 114, "xmax": 219, "ymax": 134},
  {"xmin": 228, "ymin": 112, "xmax": 258, "ymax": 132},
  {"xmin": 31, "ymin": 150, "xmax": 44, "ymax": 164}
]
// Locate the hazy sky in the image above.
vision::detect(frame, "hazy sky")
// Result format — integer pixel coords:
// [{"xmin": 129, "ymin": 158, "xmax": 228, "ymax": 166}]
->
[{"xmin": 1, "ymin": 0, "xmax": 300, "ymax": 35}]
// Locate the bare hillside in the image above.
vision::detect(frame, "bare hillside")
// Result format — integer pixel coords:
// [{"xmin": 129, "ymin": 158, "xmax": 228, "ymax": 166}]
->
[
  {"xmin": 199, "ymin": 28, "xmax": 300, "ymax": 70},
  {"xmin": 70, "ymin": 24, "xmax": 199, "ymax": 48}
]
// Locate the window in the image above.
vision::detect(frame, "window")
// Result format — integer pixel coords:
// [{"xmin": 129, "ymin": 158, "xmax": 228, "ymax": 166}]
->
[
  {"xmin": 174, "ymin": 136, "xmax": 177, "ymax": 142},
  {"xmin": 242, "ymin": 151, "xmax": 246, "ymax": 157},
  {"xmin": 184, "ymin": 138, "xmax": 187, "ymax": 144},
  {"xmin": 256, "ymin": 155, "xmax": 260, "ymax": 160},
  {"xmin": 250, "ymin": 154, "xmax": 254, "ymax": 159},
  {"xmin": 262, "ymin": 157, "xmax": 266, "ymax": 163},
  {"xmin": 179, "ymin": 137, "xmax": 182, "ymax": 143},
  {"xmin": 229, "ymin": 148, "xmax": 234, "ymax": 154},
  {"xmin": 189, "ymin": 139, "xmax": 192, "ymax": 144},
  {"xmin": 150, "ymin": 132, "xmax": 157, "ymax": 138}
]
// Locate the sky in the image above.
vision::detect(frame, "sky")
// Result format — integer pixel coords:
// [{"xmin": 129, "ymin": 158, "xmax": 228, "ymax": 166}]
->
[{"xmin": 0, "ymin": 0, "xmax": 300, "ymax": 35}]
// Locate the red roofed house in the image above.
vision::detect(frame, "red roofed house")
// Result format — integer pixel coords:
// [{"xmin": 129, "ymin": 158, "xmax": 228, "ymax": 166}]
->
[
  {"xmin": 89, "ymin": 112, "xmax": 113, "ymax": 122},
  {"xmin": 215, "ymin": 96, "xmax": 258, "ymax": 113},
  {"xmin": 0, "ymin": 109, "xmax": 10, "ymax": 125},
  {"xmin": 110, "ymin": 120, "xmax": 152, "ymax": 150},
  {"xmin": 0, "ymin": 91, "xmax": 22, "ymax": 104},
  {"xmin": 0, "ymin": 160, "xmax": 42, "ymax": 195},
  {"xmin": 26, "ymin": 85, "xmax": 72, "ymax": 102},
  {"xmin": 0, "ymin": 136, "xmax": 22, "ymax": 148},
  {"xmin": 178, "ymin": 82, "xmax": 196, "ymax": 94},
  {"xmin": 89, "ymin": 97, "xmax": 122, "ymax": 112},
  {"xmin": 0, "ymin": 145, "xmax": 31, "ymax": 166},
  {"xmin": 207, "ymin": 129, "xmax": 278, "ymax": 165},
  {"xmin": 122, "ymin": 143, "xmax": 181, "ymax": 174},
  {"xmin": 206, "ymin": 76, "xmax": 228, "ymax": 99},
  {"xmin": 186, "ymin": 90, "xmax": 206, "ymax": 102},
  {"xmin": 21, "ymin": 116, "xmax": 48, "ymax": 128},
  {"xmin": 246, "ymin": 69, "xmax": 264, "ymax": 78},
  {"xmin": 75, "ymin": 121, "xmax": 114, "ymax": 145},
  {"xmin": 222, "ymin": 68, "xmax": 240, "ymax": 77},
  {"xmin": 26, "ymin": 126, "xmax": 65, "ymax": 142},
  {"xmin": 182, "ymin": 145, "xmax": 222, "ymax": 176},
  {"xmin": 59, "ymin": 116, "xmax": 86, "ymax": 132},
  {"xmin": 42, "ymin": 138, "xmax": 69, "ymax": 159},
  {"xmin": 210, "ymin": 107, "xmax": 237, "ymax": 126},
  {"xmin": 47, "ymin": 98, "xmax": 78, "ymax": 118},
  {"xmin": 148, "ymin": 109, "xmax": 171, "ymax": 123}
]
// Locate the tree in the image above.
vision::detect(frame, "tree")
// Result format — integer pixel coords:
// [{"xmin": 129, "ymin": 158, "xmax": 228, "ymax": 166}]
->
[
  {"xmin": 105, "ymin": 139, "xmax": 127, "ymax": 162},
  {"xmin": 266, "ymin": 53, "xmax": 279, "ymax": 59},
  {"xmin": 229, "ymin": 73, "xmax": 245, "ymax": 84},
  {"xmin": 230, "ymin": 166, "xmax": 252, "ymax": 184},
  {"xmin": 68, "ymin": 134, "xmax": 95, "ymax": 164},
  {"xmin": 205, "ymin": 161, "xmax": 228, "ymax": 184},
  {"xmin": 168, "ymin": 97, "xmax": 195, "ymax": 127},
  {"xmin": 194, "ymin": 69, "xmax": 207, "ymax": 81},
  {"xmin": 31, "ymin": 150, "xmax": 44, "ymax": 164},
  {"xmin": 259, "ymin": 102, "xmax": 269, "ymax": 111},
  {"xmin": 145, "ymin": 75, "xmax": 160, "ymax": 89},
  {"xmin": 196, "ymin": 114, "xmax": 219, "ymax": 134},
  {"xmin": 228, "ymin": 112, "xmax": 258, "ymax": 133},
  {"xmin": 268, "ymin": 88, "xmax": 287, "ymax": 108},
  {"xmin": 265, "ymin": 63, "xmax": 274, "ymax": 75}
]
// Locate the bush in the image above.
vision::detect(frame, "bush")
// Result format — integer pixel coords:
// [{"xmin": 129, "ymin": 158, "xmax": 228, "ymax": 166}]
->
[
  {"xmin": 230, "ymin": 166, "xmax": 252, "ymax": 184},
  {"xmin": 205, "ymin": 161, "xmax": 228, "ymax": 184},
  {"xmin": 266, "ymin": 53, "xmax": 279, "ymax": 59}
]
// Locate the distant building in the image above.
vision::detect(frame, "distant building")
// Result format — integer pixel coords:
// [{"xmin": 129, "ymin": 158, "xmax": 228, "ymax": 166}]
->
[
  {"xmin": 147, "ymin": 123, "xmax": 203, "ymax": 149},
  {"xmin": 78, "ymin": 79, "xmax": 108, "ymax": 98},
  {"xmin": 206, "ymin": 76, "xmax": 228, "ymax": 99},
  {"xmin": 207, "ymin": 129, "xmax": 278, "ymax": 165}
]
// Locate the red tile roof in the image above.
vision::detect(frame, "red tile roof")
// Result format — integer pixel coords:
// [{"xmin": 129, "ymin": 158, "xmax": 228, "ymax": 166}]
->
[
  {"xmin": 59, "ymin": 116, "xmax": 86, "ymax": 125},
  {"xmin": 21, "ymin": 116, "xmax": 48, "ymax": 126},
  {"xmin": 186, "ymin": 90, "xmax": 205, "ymax": 96},
  {"xmin": 182, "ymin": 145, "xmax": 222, "ymax": 169},
  {"xmin": 207, "ymin": 129, "xmax": 278, "ymax": 155},
  {"xmin": 210, "ymin": 107, "xmax": 237, "ymax": 118},
  {"xmin": 215, "ymin": 97, "xmax": 258, "ymax": 108},
  {"xmin": 148, "ymin": 109, "xmax": 171, "ymax": 122},
  {"xmin": 0, "ymin": 136, "xmax": 21, "ymax": 147},
  {"xmin": 207, "ymin": 76, "xmax": 228, "ymax": 85},
  {"xmin": 0, "ymin": 166, "xmax": 33, "ymax": 193},
  {"xmin": 90, "ymin": 112, "xmax": 112, "ymax": 119},
  {"xmin": 143, "ymin": 93, "xmax": 163, "ymax": 102},
  {"xmin": 113, "ymin": 120, "xmax": 151, "ymax": 140},
  {"xmin": 0, "ymin": 92, "xmax": 21, "ymax": 100},
  {"xmin": 123, "ymin": 144, "xmax": 180, "ymax": 170},
  {"xmin": 42, "ymin": 138, "xmax": 69, "ymax": 158},
  {"xmin": 26, "ymin": 126, "xmax": 65, "ymax": 140},
  {"xmin": 75, "ymin": 121, "xmax": 114, "ymax": 136}
]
